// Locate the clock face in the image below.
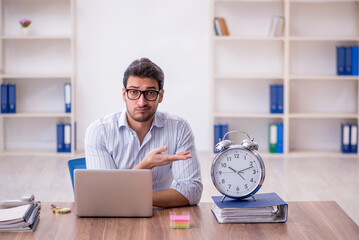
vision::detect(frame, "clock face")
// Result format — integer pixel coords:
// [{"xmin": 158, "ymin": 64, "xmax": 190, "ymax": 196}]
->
[{"xmin": 211, "ymin": 147, "xmax": 264, "ymax": 199}]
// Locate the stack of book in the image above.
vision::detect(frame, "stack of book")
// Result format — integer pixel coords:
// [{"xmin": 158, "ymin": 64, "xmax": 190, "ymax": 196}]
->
[
  {"xmin": 269, "ymin": 16, "xmax": 285, "ymax": 37},
  {"xmin": 214, "ymin": 17, "xmax": 230, "ymax": 36},
  {"xmin": 337, "ymin": 46, "xmax": 358, "ymax": 76},
  {"xmin": 0, "ymin": 202, "xmax": 40, "ymax": 232},
  {"xmin": 211, "ymin": 192, "xmax": 288, "ymax": 223}
]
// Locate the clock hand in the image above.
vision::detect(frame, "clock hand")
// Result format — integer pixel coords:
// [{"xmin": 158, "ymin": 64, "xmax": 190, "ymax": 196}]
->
[
  {"xmin": 238, "ymin": 166, "xmax": 253, "ymax": 173},
  {"xmin": 228, "ymin": 166, "xmax": 245, "ymax": 180},
  {"xmin": 228, "ymin": 166, "xmax": 237, "ymax": 173}
]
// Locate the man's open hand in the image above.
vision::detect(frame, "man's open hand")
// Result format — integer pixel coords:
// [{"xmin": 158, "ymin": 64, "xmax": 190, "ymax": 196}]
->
[{"xmin": 133, "ymin": 145, "xmax": 191, "ymax": 169}]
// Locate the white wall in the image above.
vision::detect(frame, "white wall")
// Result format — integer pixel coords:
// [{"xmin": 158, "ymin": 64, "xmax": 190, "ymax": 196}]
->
[{"xmin": 76, "ymin": 0, "xmax": 211, "ymax": 151}]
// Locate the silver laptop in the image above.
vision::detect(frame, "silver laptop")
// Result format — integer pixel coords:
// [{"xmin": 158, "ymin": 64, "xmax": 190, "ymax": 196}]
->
[{"xmin": 74, "ymin": 169, "xmax": 153, "ymax": 217}]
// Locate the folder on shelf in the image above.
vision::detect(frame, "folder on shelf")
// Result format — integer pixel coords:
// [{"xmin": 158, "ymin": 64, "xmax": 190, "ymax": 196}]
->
[
  {"xmin": 269, "ymin": 123, "xmax": 277, "ymax": 153},
  {"xmin": 345, "ymin": 46, "xmax": 352, "ymax": 75},
  {"xmin": 8, "ymin": 84, "xmax": 16, "ymax": 114},
  {"xmin": 64, "ymin": 124, "xmax": 71, "ymax": 153},
  {"xmin": 1, "ymin": 84, "xmax": 8, "ymax": 114},
  {"xmin": 277, "ymin": 85, "xmax": 283, "ymax": 114},
  {"xmin": 276, "ymin": 123, "xmax": 283, "ymax": 154},
  {"xmin": 214, "ymin": 124, "xmax": 229, "ymax": 152},
  {"xmin": 350, "ymin": 124, "xmax": 358, "ymax": 153},
  {"xmin": 64, "ymin": 83, "xmax": 71, "ymax": 113},
  {"xmin": 341, "ymin": 124, "xmax": 351, "ymax": 153},
  {"xmin": 337, "ymin": 46, "xmax": 346, "ymax": 75},
  {"xmin": 270, "ymin": 85, "xmax": 277, "ymax": 113},
  {"xmin": 352, "ymin": 46, "xmax": 358, "ymax": 76},
  {"xmin": 57, "ymin": 124, "xmax": 64, "ymax": 153},
  {"xmin": 211, "ymin": 192, "xmax": 288, "ymax": 223}
]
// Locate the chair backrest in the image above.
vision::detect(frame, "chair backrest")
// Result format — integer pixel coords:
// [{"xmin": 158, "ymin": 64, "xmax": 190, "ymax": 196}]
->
[{"xmin": 68, "ymin": 157, "xmax": 87, "ymax": 191}]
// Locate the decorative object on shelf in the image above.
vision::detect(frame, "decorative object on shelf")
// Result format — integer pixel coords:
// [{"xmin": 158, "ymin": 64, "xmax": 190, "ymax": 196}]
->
[{"xmin": 19, "ymin": 19, "xmax": 32, "ymax": 36}]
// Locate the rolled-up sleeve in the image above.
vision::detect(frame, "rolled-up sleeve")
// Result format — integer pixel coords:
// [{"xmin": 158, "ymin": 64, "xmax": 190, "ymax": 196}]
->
[
  {"xmin": 170, "ymin": 120, "xmax": 203, "ymax": 205},
  {"xmin": 84, "ymin": 121, "xmax": 117, "ymax": 169}
]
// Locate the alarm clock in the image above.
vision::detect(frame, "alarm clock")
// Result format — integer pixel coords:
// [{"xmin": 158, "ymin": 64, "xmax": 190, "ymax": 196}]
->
[{"xmin": 211, "ymin": 131, "xmax": 265, "ymax": 201}]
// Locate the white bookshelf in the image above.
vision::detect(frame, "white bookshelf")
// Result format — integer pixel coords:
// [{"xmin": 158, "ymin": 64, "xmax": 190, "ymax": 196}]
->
[
  {"xmin": 211, "ymin": 0, "xmax": 359, "ymax": 157},
  {"xmin": 0, "ymin": 0, "xmax": 76, "ymax": 155}
]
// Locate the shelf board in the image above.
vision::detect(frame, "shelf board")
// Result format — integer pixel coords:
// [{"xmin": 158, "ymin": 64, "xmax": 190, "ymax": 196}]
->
[
  {"xmin": 214, "ymin": 0, "xmax": 283, "ymax": 3},
  {"xmin": 213, "ymin": 36, "xmax": 284, "ymax": 41},
  {"xmin": 213, "ymin": 112, "xmax": 284, "ymax": 118},
  {"xmin": 0, "ymin": 73, "xmax": 72, "ymax": 79},
  {"xmin": 290, "ymin": 75, "xmax": 359, "ymax": 80},
  {"xmin": 290, "ymin": 36, "xmax": 359, "ymax": 41},
  {"xmin": 1, "ymin": 35, "xmax": 71, "ymax": 40},
  {"xmin": 214, "ymin": 74, "xmax": 284, "ymax": 80},
  {"xmin": 0, "ymin": 150, "xmax": 75, "ymax": 157},
  {"xmin": 289, "ymin": 113, "xmax": 358, "ymax": 119},
  {"xmin": 1, "ymin": 112, "xmax": 73, "ymax": 118},
  {"xmin": 290, "ymin": 0, "xmax": 359, "ymax": 3},
  {"xmin": 287, "ymin": 151, "xmax": 358, "ymax": 158}
]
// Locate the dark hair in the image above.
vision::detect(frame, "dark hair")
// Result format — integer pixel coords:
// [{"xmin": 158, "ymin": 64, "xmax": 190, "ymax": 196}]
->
[{"xmin": 123, "ymin": 58, "xmax": 164, "ymax": 90}]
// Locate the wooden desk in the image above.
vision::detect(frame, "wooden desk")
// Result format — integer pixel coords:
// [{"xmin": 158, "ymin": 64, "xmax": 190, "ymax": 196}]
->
[{"xmin": 1, "ymin": 201, "xmax": 359, "ymax": 239}]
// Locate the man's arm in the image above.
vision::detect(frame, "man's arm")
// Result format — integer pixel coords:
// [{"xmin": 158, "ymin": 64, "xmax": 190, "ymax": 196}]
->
[
  {"xmin": 153, "ymin": 189, "xmax": 189, "ymax": 208},
  {"xmin": 84, "ymin": 121, "xmax": 117, "ymax": 169}
]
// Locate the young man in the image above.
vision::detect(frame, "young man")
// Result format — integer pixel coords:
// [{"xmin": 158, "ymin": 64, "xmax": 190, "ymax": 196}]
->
[{"xmin": 84, "ymin": 58, "xmax": 203, "ymax": 208}]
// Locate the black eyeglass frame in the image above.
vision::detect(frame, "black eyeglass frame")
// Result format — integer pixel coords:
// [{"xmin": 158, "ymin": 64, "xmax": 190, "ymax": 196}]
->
[{"xmin": 125, "ymin": 88, "xmax": 161, "ymax": 101}]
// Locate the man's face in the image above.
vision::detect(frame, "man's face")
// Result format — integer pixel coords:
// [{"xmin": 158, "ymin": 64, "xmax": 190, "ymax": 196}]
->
[{"xmin": 122, "ymin": 76, "xmax": 164, "ymax": 123}]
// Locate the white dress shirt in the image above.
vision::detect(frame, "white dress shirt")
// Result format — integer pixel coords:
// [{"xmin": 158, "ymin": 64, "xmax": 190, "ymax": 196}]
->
[{"xmin": 84, "ymin": 110, "xmax": 203, "ymax": 205}]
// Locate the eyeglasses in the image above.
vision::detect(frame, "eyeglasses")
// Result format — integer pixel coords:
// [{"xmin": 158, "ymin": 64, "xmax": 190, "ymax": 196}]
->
[{"xmin": 125, "ymin": 89, "xmax": 161, "ymax": 101}]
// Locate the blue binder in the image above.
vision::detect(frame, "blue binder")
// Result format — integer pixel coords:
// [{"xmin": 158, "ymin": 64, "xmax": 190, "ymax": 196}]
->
[
  {"xmin": 1, "ymin": 84, "xmax": 8, "ymax": 113},
  {"xmin": 345, "ymin": 46, "xmax": 352, "ymax": 75},
  {"xmin": 352, "ymin": 46, "xmax": 358, "ymax": 76},
  {"xmin": 277, "ymin": 85, "xmax": 284, "ymax": 114},
  {"xmin": 214, "ymin": 124, "xmax": 222, "ymax": 152},
  {"xmin": 276, "ymin": 123, "xmax": 283, "ymax": 153},
  {"xmin": 337, "ymin": 46, "xmax": 346, "ymax": 75},
  {"xmin": 341, "ymin": 124, "xmax": 351, "ymax": 153},
  {"xmin": 270, "ymin": 85, "xmax": 277, "ymax": 113},
  {"xmin": 57, "ymin": 124, "xmax": 64, "ymax": 152},
  {"xmin": 350, "ymin": 124, "xmax": 358, "ymax": 153},
  {"xmin": 64, "ymin": 123, "xmax": 71, "ymax": 152},
  {"xmin": 8, "ymin": 84, "xmax": 16, "ymax": 113},
  {"xmin": 64, "ymin": 83, "xmax": 71, "ymax": 113}
]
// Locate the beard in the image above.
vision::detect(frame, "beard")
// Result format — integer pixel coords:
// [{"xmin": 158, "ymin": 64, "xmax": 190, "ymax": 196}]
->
[{"xmin": 126, "ymin": 105, "xmax": 157, "ymax": 123}]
